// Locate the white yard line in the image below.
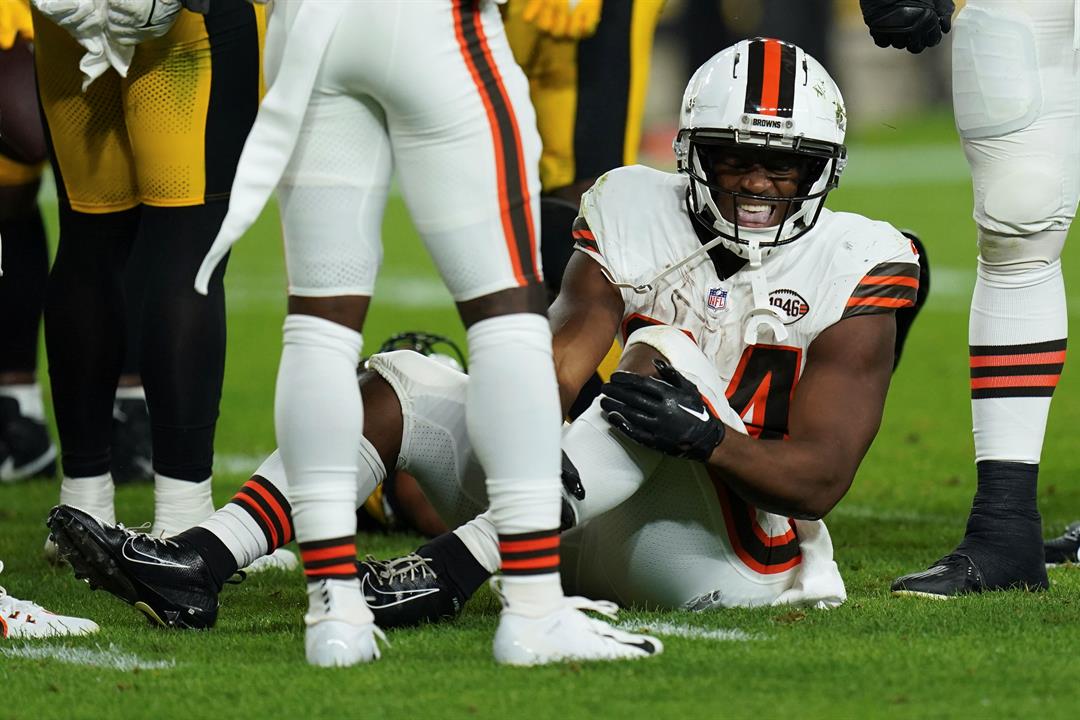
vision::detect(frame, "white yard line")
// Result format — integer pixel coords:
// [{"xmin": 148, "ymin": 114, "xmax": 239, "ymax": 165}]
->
[
  {"xmin": 0, "ymin": 644, "xmax": 176, "ymax": 671},
  {"xmin": 615, "ymin": 620, "xmax": 756, "ymax": 642}
]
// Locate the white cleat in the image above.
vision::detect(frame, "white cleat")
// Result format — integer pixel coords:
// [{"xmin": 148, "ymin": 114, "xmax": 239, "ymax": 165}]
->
[
  {"xmin": 493, "ymin": 596, "xmax": 663, "ymax": 666},
  {"xmin": 305, "ymin": 619, "xmax": 386, "ymax": 667},
  {"xmin": 303, "ymin": 578, "xmax": 386, "ymax": 668},
  {"xmin": 0, "ymin": 561, "xmax": 99, "ymax": 639},
  {"xmin": 243, "ymin": 548, "xmax": 299, "ymax": 574}
]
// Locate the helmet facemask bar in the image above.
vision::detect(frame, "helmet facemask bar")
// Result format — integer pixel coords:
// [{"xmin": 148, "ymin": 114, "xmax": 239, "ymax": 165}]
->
[{"xmin": 678, "ymin": 128, "xmax": 845, "ymax": 253}]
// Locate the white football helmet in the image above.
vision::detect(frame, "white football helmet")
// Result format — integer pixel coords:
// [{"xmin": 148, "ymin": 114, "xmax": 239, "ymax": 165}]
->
[{"xmin": 674, "ymin": 38, "xmax": 847, "ymax": 257}]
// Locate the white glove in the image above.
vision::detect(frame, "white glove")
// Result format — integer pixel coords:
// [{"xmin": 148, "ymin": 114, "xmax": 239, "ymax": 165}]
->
[
  {"xmin": 32, "ymin": 0, "xmax": 104, "ymax": 37},
  {"xmin": 106, "ymin": 0, "xmax": 182, "ymax": 44}
]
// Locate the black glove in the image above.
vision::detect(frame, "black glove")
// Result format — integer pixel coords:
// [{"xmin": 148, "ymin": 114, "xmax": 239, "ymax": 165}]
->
[
  {"xmin": 558, "ymin": 451, "xmax": 585, "ymax": 532},
  {"xmin": 859, "ymin": 0, "xmax": 954, "ymax": 54},
  {"xmin": 599, "ymin": 359, "xmax": 725, "ymax": 461}
]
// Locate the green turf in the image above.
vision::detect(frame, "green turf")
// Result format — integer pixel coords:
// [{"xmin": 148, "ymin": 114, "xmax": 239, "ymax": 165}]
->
[{"xmin": 4, "ymin": 116, "xmax": 1080, "ymax": 720}]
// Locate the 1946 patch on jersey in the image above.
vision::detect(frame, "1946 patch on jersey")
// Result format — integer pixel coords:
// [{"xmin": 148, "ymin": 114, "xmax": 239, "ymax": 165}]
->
[{"xmin": 768, "ymin": 289, "xmax": 810, "ymax": 325}]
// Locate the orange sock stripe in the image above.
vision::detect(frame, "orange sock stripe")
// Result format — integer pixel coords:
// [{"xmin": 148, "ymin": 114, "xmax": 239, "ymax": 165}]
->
[
  {"xmin": 243, "ymin": 480, "xmax": 293, "ymax": 544},
  {"xmin": 304, "ymin": 563, "xmax": 358, "ymax": 578},
  {"xmin": 234, "ymin": 493, "xmax": 279, "ymax": 548},
  {"xmin": 300, "ymin": 544, "xmax": 356, "ymax": 564},
  {"xmin": 499, "ymin": 536, "xmax": 560, "ymax": 554},
  {"xmin": 969, "ymin": 351, "xmax": 1067, "ymax": 368},
  {"xmin": 970, "ymin": 375, "xmax": 1060, "ymax": 390},
  {"xmin": 501, "ymin": 555, "xmax": 560, "ymax": 571}
]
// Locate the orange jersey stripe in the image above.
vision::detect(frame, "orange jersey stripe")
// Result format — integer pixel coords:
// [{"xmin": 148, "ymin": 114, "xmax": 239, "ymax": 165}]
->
[
  {"xmin": 846, "ymin": 296, "xmax": 914, "ymax": 309},
  {"xmin": 499, "ymin": 536, "xmax": 560, "ymax": 553},
  {"xmin": 571, "ymin": 228, "xmax": 595, "ymax": 242},
  {"xmin": 501, "ymin": 555, "xmax": 560, "ymax": 571},
  {"xmin": 748, "ymin": 505, "xmax": 798, "ymax": 547},
  {"xmin": 300, "ymin": 545, "xmax": 355, "ymax": 563},
  {"xmin": 970, "ymin": 375, "xmax": 1060, "ymax": 390},
  {"xmin": 859, "ymin": 275, "xmax": 919, "ymax": 288},
  {"xmin": 235, "ymin": 493, "xmax": 279, "ymax": 548},
  {"xmin": 452, "ymin": 4, "xmax": 525, "ymax": 286},
  {"xmin": 969, "ymin": 351, "xmax": 1067, "ymax": 368},
  {"xmin": 244, "ymin": 480, "xmax": 292, "ymax": 544}
]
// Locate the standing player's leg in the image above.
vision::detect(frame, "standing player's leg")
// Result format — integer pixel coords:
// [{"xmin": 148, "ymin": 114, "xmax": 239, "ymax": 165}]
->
[
  {"xmin": 0, "ymin": 34, "xmax": 55, "ymax": 481},
  {"xmin": 893, "ymin": 0, "xmax": 1080, "ymax": 596},
  {"xmin": 272, "ymin": 85, "xmax": 392, "ymax": 665},
  {"xmin": 33, "ymin": 6, "xmax": 142, "ymax": 527},
  {"xmin": 121, "ymin": 0, "xmax": 264, "ymax": 535}
]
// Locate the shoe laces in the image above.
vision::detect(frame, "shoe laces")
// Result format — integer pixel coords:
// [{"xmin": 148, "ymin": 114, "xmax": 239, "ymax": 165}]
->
[
  {"xmin": 566, "ymin": 596, "xmax": 620, "ymax": 621},
  {"xmin": 365, "ymin": 553, "xmax": 437, "ymax": 583},
  {"xmin": 0, "ymin": 561, "xmax": 50, "ymax": 622}
]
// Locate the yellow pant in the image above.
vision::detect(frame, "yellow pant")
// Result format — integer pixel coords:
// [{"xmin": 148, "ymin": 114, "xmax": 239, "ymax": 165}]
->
[
  {"xmin": 504, "ymin": 0, "xmax": 664, "ymax": 192},
  {"xmin": 33, "ymin": 0, "xmax": 265, "ymax": 213}
]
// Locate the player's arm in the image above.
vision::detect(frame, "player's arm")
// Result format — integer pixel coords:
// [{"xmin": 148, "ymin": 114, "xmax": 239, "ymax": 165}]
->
[
  {"xmin": 603, "ymin": 313, "xmax": 896, "ymax": 520},
  {"xmin": 710, "ymin": 314, "xmax": 895, "ymax": 519},
  {"xmin": 549, "ymin": 251, "xmax": 624, "ymax": 414}
]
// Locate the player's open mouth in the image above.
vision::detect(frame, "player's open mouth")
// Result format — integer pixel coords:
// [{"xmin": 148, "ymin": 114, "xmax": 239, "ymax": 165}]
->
[{"xmin": 736, "ymin": 202, "xmax": 778, "ymax": 227}]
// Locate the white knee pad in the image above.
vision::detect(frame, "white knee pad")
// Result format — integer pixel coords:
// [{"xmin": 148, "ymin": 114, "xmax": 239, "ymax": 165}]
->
[
  {"xmin": 366, "ymin": 350, "xmax": 486, "ymax": 527},
  {"xmin": 977, "ymin": 228, "xmax": 1067, "ymax": 273},
  {"xmin": 622, "ymin": 325, "xmax": 747, "ymax": 435}
]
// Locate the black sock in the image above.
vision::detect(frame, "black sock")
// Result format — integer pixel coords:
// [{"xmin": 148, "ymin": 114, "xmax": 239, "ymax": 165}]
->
[
  {"xmin": 0, "ymin": 200, "xmax": 48, "ymax": 375},
  {"xmin": 419, "ymin": 532, "xmax": 492, "ymax": 603},
  {"xmin": 955, "ymin": 460, "xmax": 1047, "ymax": 589},
  {"xmin": 176, "ymin": 526, "xmax": 238, "ymax": 590}
]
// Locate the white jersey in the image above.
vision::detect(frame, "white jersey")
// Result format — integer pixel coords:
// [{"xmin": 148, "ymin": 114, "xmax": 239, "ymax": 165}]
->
[{"xmin": 575, "ymin": 165, "xmax": 920, "ymax": 440}]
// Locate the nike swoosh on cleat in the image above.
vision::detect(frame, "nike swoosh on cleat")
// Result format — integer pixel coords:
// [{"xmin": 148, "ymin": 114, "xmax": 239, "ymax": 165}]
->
[
  {"xmin": 677, "ymin": 404, "xmax": 709, "ymax": 422},
  {"xmin": 598, "ymin": 633, "xmax": 657, "ymax": 654},
  {"xmin": 121, "ymin": 538, "xmax": 191, "ymax": 570},
  {"xmin": 360, "ymin": 574, "xmax": 441, "ymax": 609}
]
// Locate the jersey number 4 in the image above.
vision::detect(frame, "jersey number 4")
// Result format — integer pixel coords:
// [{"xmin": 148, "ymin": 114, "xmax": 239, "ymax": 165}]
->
[{"xmin": 725, "ymin": 344, "xmax": 802, "ymax": 439}]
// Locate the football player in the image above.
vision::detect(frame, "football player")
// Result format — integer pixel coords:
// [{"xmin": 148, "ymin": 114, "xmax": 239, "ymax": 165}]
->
[
  {"xmin": 862, "ymin": 1, "xmax": 1080, "ymax": 596},
  {"xmin": 30, "ymin": 0, "xmax": 265, "ymax": 537},
  {"xmin": 193, "ymin": 0, "xmax": 659, "ymax": 667},
  {"xmin": 52, "ymin": 38, "xmax": 915, "ymax": 633},
  {"xmin": 0, "ymin": 0, "xmax": 56, "ymax": 482}
]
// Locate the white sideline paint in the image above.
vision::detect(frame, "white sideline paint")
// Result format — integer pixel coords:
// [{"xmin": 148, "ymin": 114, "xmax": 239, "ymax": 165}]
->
[
  {"xmin": 0, "ymin": 644, "xmax": 175, "ymax": 671},
  {"xmin": 615, "ymin": 621, "xmax": 755, "ymax": 642}
]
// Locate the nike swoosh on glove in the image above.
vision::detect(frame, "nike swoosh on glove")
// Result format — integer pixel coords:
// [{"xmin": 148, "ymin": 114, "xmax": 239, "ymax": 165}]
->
[
  {"xmin": 599, "ymin": 358, "xmax": 725, "ymax": 462},
  {"xmin": 859, "ymin": 0, "xmax": 954, "ymax": 54},
  {"xmin": 107, "ymin": 0, "xmax": 182, "ymax": 45}
]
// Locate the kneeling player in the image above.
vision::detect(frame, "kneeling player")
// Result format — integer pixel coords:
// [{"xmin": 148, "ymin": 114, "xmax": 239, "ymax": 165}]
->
[{"xmin": 50, "ymin": 39, "xmax": 912, "ymax": 629}]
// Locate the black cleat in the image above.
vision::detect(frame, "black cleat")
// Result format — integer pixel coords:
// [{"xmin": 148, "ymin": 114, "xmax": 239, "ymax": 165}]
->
[
  {"xmin": 111, "ymin": 397, "xmax": 153, "ymax": 484},
  {"xmin": 1045, "ymin": 522, "xmax": 1080, "ymax": 566},
  {"xmin": 358, "ymin": 553, "xmax": 464, "ymax": 628},
  {"xmin": 892, "ymin": 551, "xmax": 1049, "ymax": 598},
  {"xmin": 0, "ymin": 395, "xmax": 57, "ymax": 482},
  {"xmin": 46, "ymin": 505, "xmax": 220, "ymax": 629}
]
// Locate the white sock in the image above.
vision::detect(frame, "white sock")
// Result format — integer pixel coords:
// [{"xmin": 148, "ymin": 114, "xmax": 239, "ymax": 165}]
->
[
  {"xmin": 466, "ymin": 314, "xmax": 563, "ymax": 613},
  {"xmin": 152, "ymin": 475, "xmax": 214, "ymax": 536},
  {"xmin": 199, "ymin": 451, "xmax": 291, "ymax": 569},
  {"xmin": 453, "ymin": 513, "xmax": 501, "ymax": 574},
  {"xmin": 466, "ymin": 314, "xmax": 561, "ymax": 534},
  {"xmin": 0, "ymin": 383, "xmax": 45, "ymax": 421},
  {"xmin": 59, "ymin": 474, "xmax": 115, "ymax": 524},
  {"xmin": 970, "ymin": 258, "xmax": 1067, "ymax": 463},
  {"xmin": 305, "ymin": 577, "xmax": 373, "ymax": 625},
  {"xmin": 276, "ymin": 314, "xmax": 363, "ymax": 587}
]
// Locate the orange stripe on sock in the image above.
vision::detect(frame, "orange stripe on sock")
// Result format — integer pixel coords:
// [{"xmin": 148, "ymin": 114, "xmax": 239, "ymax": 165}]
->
[
  {"xmin": 969, "ymin": 351, "xmax": 1067, "ymax": 368},
  {"xmin": 235, "ymin": 493, "xmax": 279, "ymax": 548},
  {"xmin": 300, "ymin": 545, "xmax": 355, "ymax": 563},
  {"xmin": 244, "ymin": 480, "xmax": 292, "ymax": 544},
  {"xmin": 499, "ymin": 536, "xmax": 559, "ymax": 554},
  {"xmin": 970, "ymin": 375, "xmax": 1060, "ymax": 390},
  {"xmin": 304, "ymin": 562, "xmax": 357, "ymax": 577},
  {"xmin": 502, "ymin": 555, "xmax": 560, "ymax": 571}
]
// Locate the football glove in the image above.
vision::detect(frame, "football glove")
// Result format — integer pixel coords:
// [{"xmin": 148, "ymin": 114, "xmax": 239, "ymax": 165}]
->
[
  {"xmin": 32, "ymin": 0, "xmax": 102, "ymax": 38},
  {"xmin": 859, "ymin": 0, "xmax": 954, "ymax": 54},
  {"xmin": 600, "ymin": 359, "xmax": 725, "ymax": 462},
  {"xmin": 106, "ymin": 0, "xmax": 182, "ymax": 45},
  {"xmin": 522, "ymin": 0, "xmax": 602, "ymax": 40},
  {"xmin": 0, "ymin": 0, "xmax": 34, "ymax": 49}
]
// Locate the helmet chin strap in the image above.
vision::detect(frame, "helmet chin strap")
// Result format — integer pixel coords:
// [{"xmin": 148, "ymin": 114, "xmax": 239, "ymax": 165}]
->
[{"xmin": 742, "ymin": 239, "xmax": 788, "ymax": 345}]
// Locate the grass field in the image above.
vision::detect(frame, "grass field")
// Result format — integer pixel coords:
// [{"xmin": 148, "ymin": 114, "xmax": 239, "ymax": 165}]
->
[{"xmin": 3, "ymin": 112, "xmax": 1080, "ymax": 719}]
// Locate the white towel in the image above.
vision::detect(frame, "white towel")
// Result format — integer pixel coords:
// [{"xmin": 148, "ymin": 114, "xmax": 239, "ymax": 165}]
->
[
  {"xmin": 32, "ymin": 0, "xmax": 133, "ymax": 90},
  {"xmin": 772, "ymin": 518, "xmax": 847, "ymax": 610}
]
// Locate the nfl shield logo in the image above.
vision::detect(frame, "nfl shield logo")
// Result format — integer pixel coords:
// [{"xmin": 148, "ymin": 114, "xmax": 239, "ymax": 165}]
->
[{"xmin": 707, "ymin": 287, "xmax": 728, "ymax": 312}]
